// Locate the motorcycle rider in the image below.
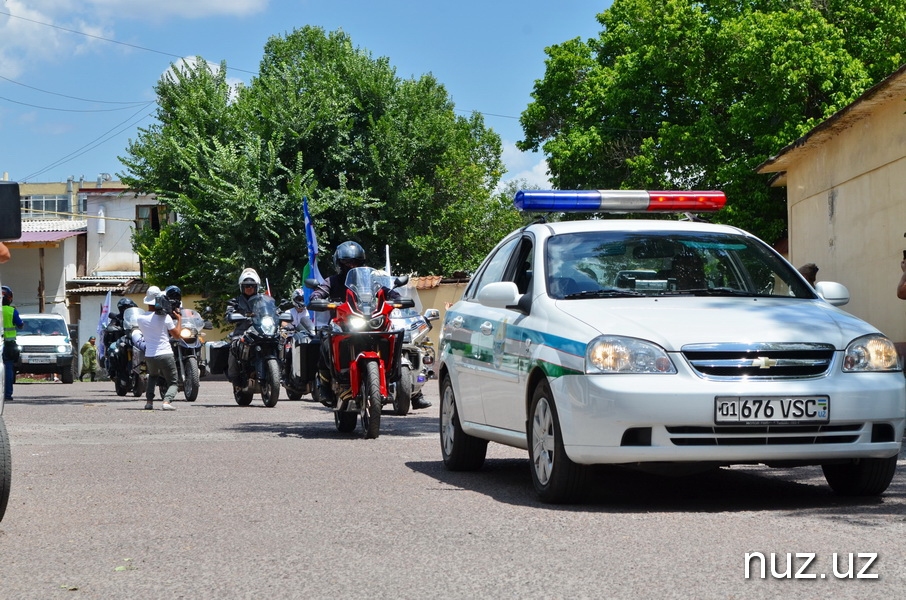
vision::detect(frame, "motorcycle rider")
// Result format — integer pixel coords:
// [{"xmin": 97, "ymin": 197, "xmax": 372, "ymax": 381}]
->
[
  {"xmin": 286, "ymin": 288, "xmax": 315, "ymax": 333},
  {"xmin": 225, "ymin": 268, "xmax": 263, "ymax": 387},
  {"xmin": 104, "ymin": 298, "xmax": 137, "ymax": 353},
  {"xmin": 310, "ymin": 241, "xmax": 432, "ymax": 410}
]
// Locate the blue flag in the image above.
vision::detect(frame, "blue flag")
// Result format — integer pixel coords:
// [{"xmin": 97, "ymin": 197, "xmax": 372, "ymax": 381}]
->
[{"xmin": 302, "ymin": 197, "xmax": 325, "ymax": 311}]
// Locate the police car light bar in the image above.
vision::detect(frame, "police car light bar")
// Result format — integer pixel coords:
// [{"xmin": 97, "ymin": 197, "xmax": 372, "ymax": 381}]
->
[{"xmin": 513, "ymin": 190, "xmax": 726, "ymax": 213}]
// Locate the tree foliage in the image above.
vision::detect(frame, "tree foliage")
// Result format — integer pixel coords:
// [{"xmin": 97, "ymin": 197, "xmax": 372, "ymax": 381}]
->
[
  {"xmin": 518, "ymin": 0, "xmax": 906, "ymax": 244},
  {"xmin": 120, "ymin": 26, "xmax": 516, "ymax": 313}
]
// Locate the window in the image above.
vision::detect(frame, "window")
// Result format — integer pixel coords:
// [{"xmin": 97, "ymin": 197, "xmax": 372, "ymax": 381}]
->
[
  {"xmin": 21, "ymin": 195, "xmax": 72, "ymax": 219},
  {"xmin": 136, "ymin": 205, "xmax": 169, "ymax": 231}
]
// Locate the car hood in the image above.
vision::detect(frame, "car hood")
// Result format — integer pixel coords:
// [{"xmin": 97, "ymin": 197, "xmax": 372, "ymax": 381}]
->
[
  {"xmin": 18, "ymin": 334, "xmax": 69, "ymax": 346},
  {"xmin": 556, "ymin": 297, "xmax": 877, "ymax": 351}
]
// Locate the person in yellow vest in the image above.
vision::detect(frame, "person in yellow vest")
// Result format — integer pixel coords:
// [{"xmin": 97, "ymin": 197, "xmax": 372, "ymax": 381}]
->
[
  {"xmin": 79, "ymin": 336, "xmax": 98, "ymax": 382},
  {"xmin": 2, "ymin": 286, "xmax": 24, "ymax": 401}
]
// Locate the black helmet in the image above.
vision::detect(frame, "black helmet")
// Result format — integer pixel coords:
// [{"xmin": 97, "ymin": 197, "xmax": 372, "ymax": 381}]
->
[
  {"xmin": 1, "ymin": 285, "xmax": 11, "ymax": 305},
  {"xmin": 292, "ymin": 288, "xmax": 305, "ymax": 309},
  {"xmin": 164, "ymin": 285, "xmax": 182, "ymax": 303},
  {"xmin": 333, "ymin": 241, "xmax": 365, "ymax": 272},
  {"xmin": 117, "ymin": 297, "xmax": 137, "ymax": 315}
]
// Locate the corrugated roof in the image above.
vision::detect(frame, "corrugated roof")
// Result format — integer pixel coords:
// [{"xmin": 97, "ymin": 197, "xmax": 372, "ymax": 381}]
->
[{"xmin": 8, "ymin": 230, "xmax": 84, "ymax": 243}]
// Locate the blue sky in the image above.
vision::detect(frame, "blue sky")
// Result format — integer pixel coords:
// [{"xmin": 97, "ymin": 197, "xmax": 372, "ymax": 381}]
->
[{"xmin": 0, "ymin": 0, "xmax": 611, "ymax": 188}]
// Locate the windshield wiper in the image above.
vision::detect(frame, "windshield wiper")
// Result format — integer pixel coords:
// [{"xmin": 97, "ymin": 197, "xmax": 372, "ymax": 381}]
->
[
  {"xmin": 562, "ymin": 289, "xmax": 644, "ymax": 299},
  {"xmin": 666, "ymin": 287, "xmax": 757, "ymax": 297}
]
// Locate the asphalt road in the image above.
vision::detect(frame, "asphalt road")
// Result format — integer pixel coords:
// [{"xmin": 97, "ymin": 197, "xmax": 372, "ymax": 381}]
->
[{"xmin": 1, "ymin": 377, "xmax": 905, "ymax": 599}]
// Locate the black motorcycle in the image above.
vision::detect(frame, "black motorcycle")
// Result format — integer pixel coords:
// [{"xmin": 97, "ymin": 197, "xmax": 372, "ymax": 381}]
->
[
  {"xmin": 168, "ymin": 308, "xmax": 212, "ymax": 402},
  {"xmin": 105, "ymin": 307, "xmax": 146, "ymax": 397},
  {"xmin": 227, "ymin": 294, "xmax": 290, "ymax": 407},
  {"xmin": 279, "ymin": 315, "xmax": 320, "ymax": 401}
]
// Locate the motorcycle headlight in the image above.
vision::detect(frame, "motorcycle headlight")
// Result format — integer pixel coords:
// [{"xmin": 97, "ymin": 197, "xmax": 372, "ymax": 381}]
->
[
  {"xmin": 180, "ymin": 327, "xmax": 197, "ymax": 339},
  {"xmin": 368, "ymin": 315, "xmax": 385, "ymax": 330},
  {"xmin": 586, "ymin": 336, "xmax": 675, "ymax": 374},
  {"xmin": 843, "ymin": 334, "xmax": 900, "ymax": 372},
  {"xmin": 349, "ymin": 316, "xmax": 368, "ymax": 331},
  {"xmin": 260, "ymin": 316, "xmax": 277, "ymax": 336}
]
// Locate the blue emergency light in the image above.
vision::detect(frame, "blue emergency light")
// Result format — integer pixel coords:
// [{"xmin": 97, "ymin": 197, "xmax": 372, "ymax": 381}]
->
[{"xmin": 513, "ymin": 190, "xmax": 726, "ymax": 213}]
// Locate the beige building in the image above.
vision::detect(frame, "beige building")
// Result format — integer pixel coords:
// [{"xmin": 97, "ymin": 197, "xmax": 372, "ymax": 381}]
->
[{"xmin": 757, "ymin": 63, "xmax": 906, "ymax": 346}]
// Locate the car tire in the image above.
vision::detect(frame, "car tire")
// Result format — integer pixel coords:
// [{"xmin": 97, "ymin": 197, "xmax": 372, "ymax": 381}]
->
[
  {"xmin": 439, "ymin": 375, "xmax": 487, "ymax": 471},
  {"xmin": 60, "ymin": 368, "xmax": 74, "ymax": 384},
  {"xmin": 527, "ymin": 381, "xmax": 587, "ymax": 504},
  {"xmin": 821, "ymin": 456, "xmax": 898, "ymax": 496}
]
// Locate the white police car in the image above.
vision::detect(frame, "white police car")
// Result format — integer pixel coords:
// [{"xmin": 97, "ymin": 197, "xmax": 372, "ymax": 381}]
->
[{"xmin": 438, "ymin": 190, "xmax": 905, "ymax": 503}]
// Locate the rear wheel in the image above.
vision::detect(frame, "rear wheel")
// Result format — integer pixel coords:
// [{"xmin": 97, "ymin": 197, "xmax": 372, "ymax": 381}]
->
[
  {"xmin": 234, "ymin": 385, "xmax": 253, "ymax": 406},
  {"xmin": 261, "ymin": 358, "xmax": 281, "ymax": 407},
  {"xmin": 334, "ymin": 410, "xmax": 357, "ymax": 433},
  {"xmin": 182, "ymin": 357, "xmax": 200, "ymax": 402},
  {"xmin": 393, "ymin": 365, "xmax": 412, "ymax": 416},
  {"xmin": 360, "ymin": 360, "xmax": 382, "ymax": 439},
  {"xmin": 822, "ymin": 456, "xmax": 898, "ymax": 496},
  {"xmin": 528, "ymin": 381, "xmax": 587, "ymax": 504},
  {"xmin": 439, "ymin": 375, "xmax": 487, "ymax": 470},
  {"xmin": 0, "ymin": 418, "xmax": 9, "ymax": 522}
]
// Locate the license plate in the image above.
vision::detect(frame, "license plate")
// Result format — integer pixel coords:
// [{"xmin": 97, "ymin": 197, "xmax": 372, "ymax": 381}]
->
[
  {"xmin": 715, "ymin": 396, "xmax": 829, "ymax": 424},
  {"xmin": 23, "ymin": 355, "xmax": 53, "ymax": 364}
]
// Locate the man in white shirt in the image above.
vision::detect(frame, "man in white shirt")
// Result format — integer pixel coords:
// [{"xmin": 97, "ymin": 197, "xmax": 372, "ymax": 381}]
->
[{"xmin": 136, "ymin": 286, "xmax": 182, "ymax": 411}]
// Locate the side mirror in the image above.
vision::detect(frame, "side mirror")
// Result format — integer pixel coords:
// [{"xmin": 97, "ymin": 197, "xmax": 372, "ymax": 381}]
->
[
  {"xmin": 478, "ymin": 282, "xmax": 523, "ymax": 311},
  {"xmin": 424, "ymin": 308, "xmax": 440, "ymax": 322},
  {"xmin": 815, "ymin": 281, "xmax": 850, "ymax": 307},
  {"xmin": 203, "ymin": 320, "xmax": 214, "ymax": 330},
  {"xmin": 394, "ymin": 275, "xmax": 410, "ymax": 288},
  {"xmin": 304, "ymin": 278, "xmax": 321, "ymax": 290}
]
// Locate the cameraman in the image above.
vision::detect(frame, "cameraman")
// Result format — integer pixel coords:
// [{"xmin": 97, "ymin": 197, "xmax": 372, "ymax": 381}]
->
[{"xmin": 136, "ymin": 285, "xmax": 182, "ymax": 411}]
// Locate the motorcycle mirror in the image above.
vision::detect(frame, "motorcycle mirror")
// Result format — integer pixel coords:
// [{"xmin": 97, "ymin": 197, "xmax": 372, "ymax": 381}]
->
[
  {"xmin": 303, "ymin": 278, "xmax": 321, "ymax": 290},
  {"xmin": 394, "ymin": 275, "xmax": 410, "ymax": 288},
  {"xmin": 203, "ymin": 320, "xmax": 214, "ymax": 330},
  {"xmin": 424, "ymin": 308, "xmax": 440, "ymax": 321}
]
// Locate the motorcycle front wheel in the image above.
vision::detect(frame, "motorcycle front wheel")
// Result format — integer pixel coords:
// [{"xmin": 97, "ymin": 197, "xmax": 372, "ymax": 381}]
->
[
  {"xmin": 183, "ymin": 356, "xmax": 200, "ymax": 402},
  {"xmin": 360, "ymin": 360, "xmax": 383, "ymax": 439},
  {"xmin": 393, "ymin": 364, "xmax": 412, "ymax": 416},
  {"xmin": 234, "ymin": 384, "xmax": 254, "ymax": 406},
  {"xmin": 114, "ymin": 376, "xmax": 128, "ymax": 397},
  {"xmin": 261, "ymin": 358, "xmax": 281, "ymax": 408}
]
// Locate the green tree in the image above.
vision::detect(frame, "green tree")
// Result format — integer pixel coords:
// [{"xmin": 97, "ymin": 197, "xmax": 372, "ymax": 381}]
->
[
  {"xmin": 120, "ymin": 26, "xmax": 517, "ymax": 313},
  {"xmin": 519, "ymin": 0, "xmax": 906, "ymax": 244}
]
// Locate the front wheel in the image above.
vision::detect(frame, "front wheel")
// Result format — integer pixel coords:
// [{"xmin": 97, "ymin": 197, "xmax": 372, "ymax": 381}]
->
[
  {"xmin": 439, "ymin": 375, "xmax": 487, "ymax": 471},
  {"xmin": 822, "ymin": 456, "xmax": 898, "ymax": 496},
  {"xmin": 360, "ymin": 360, "xmax": 382, "ymax": 439},
  {"xmin": 114, "ymin": 377, "xmax": 128, "ymax": 397},
  {"xmin": 393, "ymin": 365, "xmax": 412, "ymax": 416},
  {"xmin": 234, "ymin": 384, "xmax": 254, "ymax": 406},
  {"xmin": 261, "ymin": 358, "xmax": 281, "ymax": 408},
  {"xmin": 183, "ymin": 356, "xmax": 200, "ymax": 402},
  {"xmin": 527, "ymin": 381, "xmax": 587, "ymax": 504}
]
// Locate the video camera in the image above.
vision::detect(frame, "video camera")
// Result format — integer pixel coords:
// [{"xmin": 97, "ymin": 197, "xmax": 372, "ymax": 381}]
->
[{"xmin": 153, "ymin": 293, "xmax": 173, "ymax": 316}]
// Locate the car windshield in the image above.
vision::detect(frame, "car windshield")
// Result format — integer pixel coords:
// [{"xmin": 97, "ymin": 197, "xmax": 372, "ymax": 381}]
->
[
  {"xmin": 19, "ymin": 316, "xmax": 67, "ymax": 336},
  {"xmin": 544, "ymin": 230, "xmax": 814, "ymax": 300}
]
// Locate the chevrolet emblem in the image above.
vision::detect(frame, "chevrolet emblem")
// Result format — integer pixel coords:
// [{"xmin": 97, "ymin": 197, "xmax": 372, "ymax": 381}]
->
[{"xmin": 751, "ymin": 356, "xmax": 778, "ymax": 369}]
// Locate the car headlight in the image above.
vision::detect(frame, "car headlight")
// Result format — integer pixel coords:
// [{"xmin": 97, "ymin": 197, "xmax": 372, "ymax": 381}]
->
[
  {"xmin": 842, "ymin": 334, "xmax": 900, "ymax": 372},
  {"xmin": 57, "ymin": 344, "xmax": 70, "ymax": 354},
  {"xmin": 586, "ymin": 336, "xmax": 676, "ymax": 374}
]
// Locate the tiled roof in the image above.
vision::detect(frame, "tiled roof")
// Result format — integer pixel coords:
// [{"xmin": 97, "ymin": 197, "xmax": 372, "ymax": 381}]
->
[{"xmin": 21, "ymin": 220, "xmax": 88, "ymax": 232}]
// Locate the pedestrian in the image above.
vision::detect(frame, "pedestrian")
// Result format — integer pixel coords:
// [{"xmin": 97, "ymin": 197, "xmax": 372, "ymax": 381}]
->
[
  {"xmin": 2, "ymin": 286, "xmax": 24, "ymax": 401},
  {"xmin": 79, "ymin": 336, "xmax": 98, "ymax": 382},
  {"xmin": 798, "ymin": 263, "xmax": 818, "ymax": 287},
  {"xmin": 136, "ymin": 286, "xmax": 181, "ymax": 411}
]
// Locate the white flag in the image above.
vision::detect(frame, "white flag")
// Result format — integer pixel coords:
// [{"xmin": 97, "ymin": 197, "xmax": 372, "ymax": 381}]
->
[{"xmin": 96, "ymin": 291, "xmax": 112, "ymax": 360}]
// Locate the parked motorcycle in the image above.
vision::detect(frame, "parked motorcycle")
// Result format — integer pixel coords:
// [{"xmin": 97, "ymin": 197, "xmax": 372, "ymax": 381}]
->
[
  {"xmin": 306, "ymin": 267, "xmax": 414, "ymax": 438},
  {"xmin": 227, "ymin": 294, "xmax": 290, "ymax": 407},
  {"xmin": 105, "ymin": 307, "xmax": 147, "ymax": 397},
  {"xmin": 388, "ymin": 283, "xmax": 440, "ymax": 414},
  {"xmin": 167, "ymin": 308, "xmax": 212, "ymax": 402}
]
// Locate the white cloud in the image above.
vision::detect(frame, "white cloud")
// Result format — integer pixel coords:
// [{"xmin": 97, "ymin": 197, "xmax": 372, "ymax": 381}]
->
[{"xmin": 498, "ymin": 140, "xmax": 551, "ymax": 191}]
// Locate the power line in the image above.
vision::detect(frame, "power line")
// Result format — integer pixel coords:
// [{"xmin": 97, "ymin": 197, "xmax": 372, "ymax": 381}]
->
[
  {"xmin": 0, "ymin": 96, "xmax": 153, "ymax": 113},
  {"xmin": 0, "ymin": 74, "xmax": 150, "ymax": 105}
]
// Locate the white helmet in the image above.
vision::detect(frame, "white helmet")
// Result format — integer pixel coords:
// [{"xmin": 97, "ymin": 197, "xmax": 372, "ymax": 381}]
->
[{"xmin": 238, "ymin": 268, "xmax": 261, "ymax": 292}]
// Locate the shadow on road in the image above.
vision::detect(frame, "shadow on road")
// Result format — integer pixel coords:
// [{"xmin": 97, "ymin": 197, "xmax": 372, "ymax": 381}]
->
[{"xmin": 407, "ymin": 455, "xmax": 906, "ymax": 518}]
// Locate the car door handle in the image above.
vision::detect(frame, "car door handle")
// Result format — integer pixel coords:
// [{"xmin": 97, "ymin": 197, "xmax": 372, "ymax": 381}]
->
[{"xmin": 480, "ymin": 321, "xmax": 493, "ymax": 336}]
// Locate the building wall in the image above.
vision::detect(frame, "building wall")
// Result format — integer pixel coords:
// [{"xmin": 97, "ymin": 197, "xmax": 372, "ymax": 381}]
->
[
  {"xmin": 83, "ymin": 191, "xmax": 145, "ymax": 274},
  {"xmin": 785, "ymin": 97, "xmax": 906, "ymax": 342}
]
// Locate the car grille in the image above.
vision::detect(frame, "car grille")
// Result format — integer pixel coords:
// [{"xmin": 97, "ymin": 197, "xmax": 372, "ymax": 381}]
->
[
  {"xmin": 682, "ymin": 342, "xmax": 835, "ymax": 379},
  {"xmin": 19, "ymin": 345, "xmax": 60, "ymax": 353},
  {"xmin": 666, "ymin": 423, "xmax": 863, "ymax": 445}
]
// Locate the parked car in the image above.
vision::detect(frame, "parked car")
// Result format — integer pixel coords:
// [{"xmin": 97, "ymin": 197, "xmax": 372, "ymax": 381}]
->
[
  {"xmin": 438, "ymin": 189, "xmax": 906, "ymax": 503},
  {"xmin": 15, "ymin": 313, "xmax": 75, "ymax": 383}
]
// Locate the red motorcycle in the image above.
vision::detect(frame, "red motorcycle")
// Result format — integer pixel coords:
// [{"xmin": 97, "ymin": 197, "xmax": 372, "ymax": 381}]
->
[{"xmin": 307, "ymin": 268, "xmax": 413, "ymax": 438}]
